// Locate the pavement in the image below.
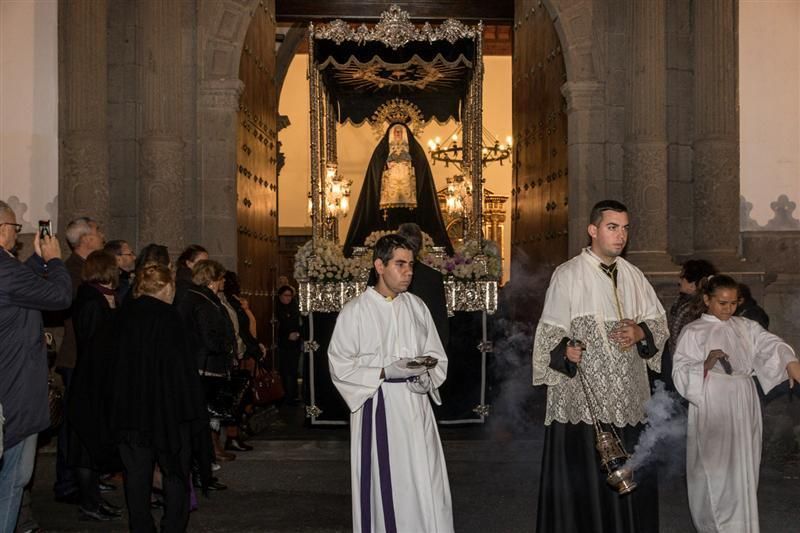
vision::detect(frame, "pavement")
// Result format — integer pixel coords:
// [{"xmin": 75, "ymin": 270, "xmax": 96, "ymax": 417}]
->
[{"xmin": 23, "ymin": 404, "xmax": 800, "ymax": 532}]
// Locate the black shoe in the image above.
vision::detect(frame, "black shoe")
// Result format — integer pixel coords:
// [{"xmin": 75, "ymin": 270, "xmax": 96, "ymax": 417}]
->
[
  {"xmin": 224, "ymin": 438, "xmax": 253, "ymax": 452},
  {"xmin": 100, "ymin": 499, "xmax": 123, "ymax": 515},
  {"xmin": 208, "ymin": 479, "xmax": 228, "ymax": 491},
  {"xmin": 192, "ymin": 475, "xmax": 228, "ymax": 491},
  {"xmin": 54, "ymin": 491, "xmax": 80, "ymax": 505},
  {"xmin": 79, "ymin": 506, "xmax": 119, "ymax": 521},
  {"xmin": 98, "ymin": 480, "xmax": 116, "ymax": 493},
  {"xmin": 240, "ymin": 422, "xmax": 256, "ymax": 437}
]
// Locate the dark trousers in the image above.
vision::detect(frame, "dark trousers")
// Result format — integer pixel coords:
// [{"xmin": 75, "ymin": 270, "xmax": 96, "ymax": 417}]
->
[
  {"xmin": 118, "ymin": 428, "xmax": 191, "ymax": 533},
  {"xmin": 279, "ymin": 349, "xmax": 300, "ymax": 402},
  {"xmin": 76, "ymin": 467, "xmax": 101, "ymax": 511},
  {"xmin": 53, "ymin": 367, "xmax": 76, "ymax": 497}
]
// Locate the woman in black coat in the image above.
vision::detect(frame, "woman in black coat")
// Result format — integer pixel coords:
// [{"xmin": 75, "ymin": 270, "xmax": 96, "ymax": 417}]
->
[
  {"xmin": 109, "ymin": 263, "xmax": 208, "ymax": 533},
  {"xmin": 68, "ymin": 250, "xmax": 122, "ymax": 521},
  {"xmin": 174, "ymin": 259, "xmax": 236, "ymax": 461},
  {"xmin": 276, "ymin": 285, "xmax": 303, "ymax": 404}
]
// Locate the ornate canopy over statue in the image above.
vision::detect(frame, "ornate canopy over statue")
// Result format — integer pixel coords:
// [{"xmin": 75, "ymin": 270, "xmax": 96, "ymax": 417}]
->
[
  {"xmin": 307, "ymin": 5, "xmax": 486, "ymax": 251},
  {"xmin": 298, "ymin": 5, "xmax": 496, "ymax": 427}
]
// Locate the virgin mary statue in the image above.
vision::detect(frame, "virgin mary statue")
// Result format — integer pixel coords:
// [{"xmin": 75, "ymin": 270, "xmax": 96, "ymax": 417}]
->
[{"xmin": 343, "ymin": 122, "xmax": 453, "ymax": 256}]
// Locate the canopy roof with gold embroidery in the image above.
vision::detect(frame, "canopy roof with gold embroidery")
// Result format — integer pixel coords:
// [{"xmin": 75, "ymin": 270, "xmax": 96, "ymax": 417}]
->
[{"xmin": 311, "ymin": 5, "xmax": 481, "ymax": 124}]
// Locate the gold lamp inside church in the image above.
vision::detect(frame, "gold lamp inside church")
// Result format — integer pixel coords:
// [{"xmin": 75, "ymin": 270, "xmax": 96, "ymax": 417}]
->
[{"xmin": 427, "ymin": 126, "xmax": 512, "ymax": 169}]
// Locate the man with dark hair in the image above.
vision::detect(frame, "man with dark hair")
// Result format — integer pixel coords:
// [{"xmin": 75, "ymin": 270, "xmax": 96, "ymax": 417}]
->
[
  {"xmin": 397, "ymin": 222, "xmax": 449, "ymax": 347},
  {"xmin": 588, "ymin": 198, "xmax": 629, "ymax": 226},
  {"xmin": 328, "ymin": 234, "xmax": 454, "ymax": 533},
  {"xmin": 104, "ymin": 240, "xmax": 136, "ymax": 301},
  {"xmin": 0, "ymin": 200, "xmax": 72, "ymax": 530},
  {"xmin": 532, "ymin": 200, "xmax": 668, "ymax": 533}
]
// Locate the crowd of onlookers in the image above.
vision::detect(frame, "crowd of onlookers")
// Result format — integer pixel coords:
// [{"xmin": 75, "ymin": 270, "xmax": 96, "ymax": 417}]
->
[{"xmin": 0, "ymin": 200, "xmax": 304, "ymax": 532}]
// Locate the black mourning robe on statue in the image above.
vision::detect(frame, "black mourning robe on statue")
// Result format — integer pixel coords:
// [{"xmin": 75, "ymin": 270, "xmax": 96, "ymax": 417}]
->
[{"xmin": 343, "ymin": 123, "xmax": 453, "ymax": 256}]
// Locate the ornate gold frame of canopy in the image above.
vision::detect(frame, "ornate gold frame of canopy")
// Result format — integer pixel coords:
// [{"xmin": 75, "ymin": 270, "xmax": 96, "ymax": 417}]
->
[{"xmin": 307, "ymin": 5, "xmax": 485, "ymax": 248}]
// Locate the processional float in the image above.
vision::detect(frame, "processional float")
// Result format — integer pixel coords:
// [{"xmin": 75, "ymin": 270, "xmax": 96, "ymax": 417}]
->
[{"xmin": 295, "ymin": 5, "xmax": 498, "ymax": 425}]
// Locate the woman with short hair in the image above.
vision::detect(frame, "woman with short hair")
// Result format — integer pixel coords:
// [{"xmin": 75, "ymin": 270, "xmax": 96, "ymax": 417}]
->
[{"xmin": 109, "ymin": 263, "xmax": 208, "ymax": 532}]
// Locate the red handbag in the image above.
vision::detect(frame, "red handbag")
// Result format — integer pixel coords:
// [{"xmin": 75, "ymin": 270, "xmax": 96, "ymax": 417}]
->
[{"xmin": 251, "ymin": 357, "xmax": 284, "ymax": 406}]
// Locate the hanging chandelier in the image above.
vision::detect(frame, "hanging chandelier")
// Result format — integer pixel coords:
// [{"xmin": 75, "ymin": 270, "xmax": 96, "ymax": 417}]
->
[
  {"xmin": 308, "ymin": 163, "xmax": 352, "ymax": 219},
  {"xmin": 444, "ymin": 174, "xmax": 472, "ymax": 217},
  {"xmin": 324, "ymin": 163, "xmax": 352, "ymax": 218},
  {"xmin": 427, "ymin": 126, "xmax": 512, "ymax": 169}
]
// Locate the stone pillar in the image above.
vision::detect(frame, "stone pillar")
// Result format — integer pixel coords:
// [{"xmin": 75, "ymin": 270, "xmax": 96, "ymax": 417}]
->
[
  {"xmin": 138, "ymin": 0, "xmax": 184, "ymax": 253},
  {"xmin": 623, "ymin": 0, "xmax": 671, "ymax": 266},
  {"xmin": 59, "ymin": 0, "xmax": 110, "ymax": 232},
  {"xmin": 562, "ymin": 80, "xmax": 606, "ymax": 257},
  {"xmin": 692, "ymin": 0, "xmax": 739, "ymax": 257},
  {"xmin": 197, "ymin": 79, "xmax": 244, "ymax": 270}
]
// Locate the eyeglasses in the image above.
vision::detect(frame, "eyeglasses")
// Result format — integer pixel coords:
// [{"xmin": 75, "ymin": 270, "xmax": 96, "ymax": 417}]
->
[
  {"xmin": 117, "ymin": 252, "xmax": 136, "ymax": 257},
  {"xmin": 0, "ymin": 223, "xmax": 22, "ymax": 233}
]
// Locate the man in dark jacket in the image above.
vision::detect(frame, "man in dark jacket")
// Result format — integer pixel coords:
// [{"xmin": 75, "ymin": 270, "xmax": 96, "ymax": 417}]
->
[
  {"xmin": 398, "ymin": 223, "xmax": 450, "ymax": 348},
  {"xmin": 0, "ymin": 200, "xmax": 72, "ymax": 531}
]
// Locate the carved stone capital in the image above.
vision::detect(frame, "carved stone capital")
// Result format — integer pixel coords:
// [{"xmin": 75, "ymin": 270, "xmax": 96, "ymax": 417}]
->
[
  {"xmin": 60, "ymin": 136, "xmax": 110, "ymax": 228},
  {"xmin": 139, "ymin": 138, "xmax": 185, "ymax": 251},
  {"xmin": 561, "ymin": 80, "xmax": 605, "ymax": 112},
  {"xmin": 623, "ymin": 141, "xmax": 668, "ymax": 251},
  {"xmin": 199, "ymin": 79, "xmax": 245, "ymax": 110},
  {"xmin": 692, "ymin": 139, "xmax": 739, "ymax": 252}
]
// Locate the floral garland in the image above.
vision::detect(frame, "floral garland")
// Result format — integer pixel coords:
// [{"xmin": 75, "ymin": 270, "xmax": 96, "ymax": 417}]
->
[
  {"xmin": 363, "ymin": 229, "xmax": 435, "ymax": 250},
  {"xmin": 420, "ymin": 239, "xmax": 502, "ymax": 280},
  {"xmin": 294, "ymin": 230, "xmax": 501, "ymax": 282}
]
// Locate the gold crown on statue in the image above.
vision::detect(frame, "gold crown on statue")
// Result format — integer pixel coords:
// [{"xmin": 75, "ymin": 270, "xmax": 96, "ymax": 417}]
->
[{"xmin": 371, "ymin": 98, "xmax": 424, "ymax": 140}]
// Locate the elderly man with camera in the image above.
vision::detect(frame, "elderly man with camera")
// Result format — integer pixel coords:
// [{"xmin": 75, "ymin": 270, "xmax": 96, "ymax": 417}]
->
[{"xmin": 0, "ymin": 200, "xmax": 71, "ymax": 532}]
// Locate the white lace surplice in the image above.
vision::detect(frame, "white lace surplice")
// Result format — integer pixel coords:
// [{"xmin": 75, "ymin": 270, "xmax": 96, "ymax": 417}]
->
[
  {"xmin": 672, "ymin": 315, "xmax": 797, "ymax": 533},
  {"xmin": 532, "ymin": 249, "xmax": 668, "ymax": 427}
]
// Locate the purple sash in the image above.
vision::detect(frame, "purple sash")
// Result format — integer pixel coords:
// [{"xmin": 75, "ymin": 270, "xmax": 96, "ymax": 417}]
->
[{"xmin": 360, "ymin": 378, "xmax": 409, "ymax": 533}]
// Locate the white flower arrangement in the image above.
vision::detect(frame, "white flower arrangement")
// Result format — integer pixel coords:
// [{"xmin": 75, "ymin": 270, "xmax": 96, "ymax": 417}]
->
[
  {"xmin": 294, "ymin": 239, "xmax": 370, "ymax": 281},
  {"xmin": 294, "ymin": 232, "xmax": 501, "ymax": 283}
]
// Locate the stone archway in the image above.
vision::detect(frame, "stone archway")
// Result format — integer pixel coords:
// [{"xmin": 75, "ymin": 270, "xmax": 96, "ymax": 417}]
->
[
  {"xmin": 539, "ymin": 0, "xmax": 606, "ymax": 256},
  {"xmin": 195, "ymin": 0, "xmax": 261, "ymax": 269}
]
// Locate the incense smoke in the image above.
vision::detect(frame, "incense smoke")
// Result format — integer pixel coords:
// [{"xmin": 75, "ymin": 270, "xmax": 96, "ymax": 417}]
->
[
  {"xmin": 626, "ymin": 380, "xmax": 687, "ymax": 476},
  {"xmin": 487, "ymin": 251, "xmax": 553, "ymax": 433}
]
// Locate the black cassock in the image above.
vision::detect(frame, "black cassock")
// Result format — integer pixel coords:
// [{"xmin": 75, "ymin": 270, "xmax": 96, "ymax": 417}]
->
[{"xmin": 343, "ymin": 123, "xmax": 453, "ymax": 256}]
